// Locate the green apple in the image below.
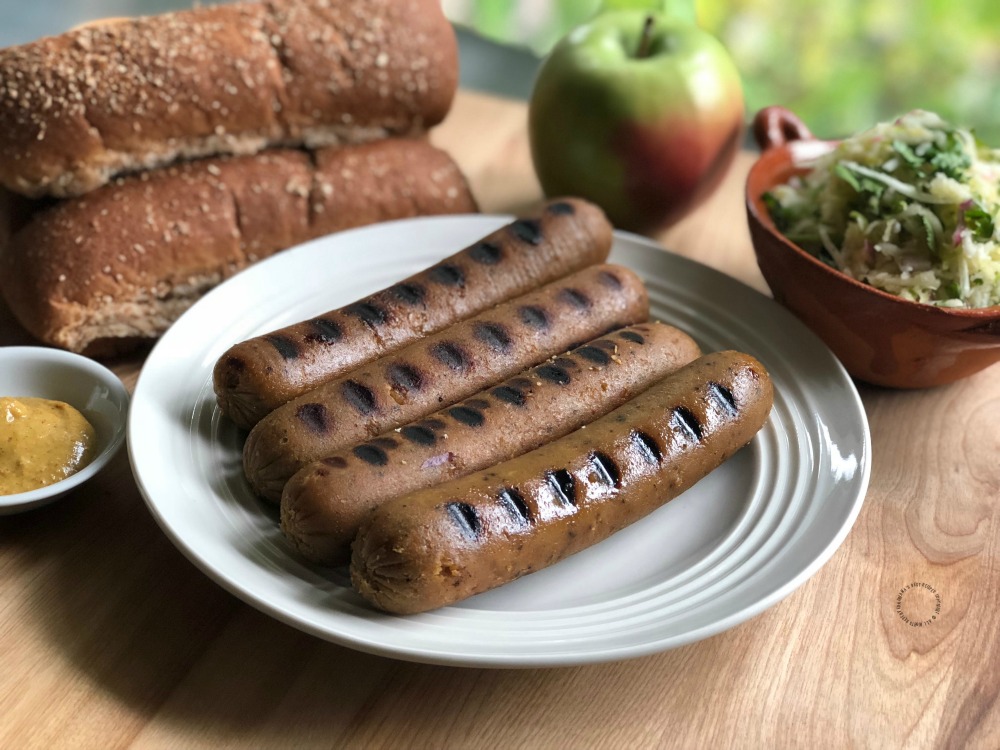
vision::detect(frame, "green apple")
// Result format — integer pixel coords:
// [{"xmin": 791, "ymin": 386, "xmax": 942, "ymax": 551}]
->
[{"xmin": 528, "ymin": 11, "xmax": 744, "ymax": 234}]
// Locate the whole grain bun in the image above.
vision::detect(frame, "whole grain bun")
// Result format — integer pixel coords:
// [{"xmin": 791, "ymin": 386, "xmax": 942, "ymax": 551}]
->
[
  {"xmin": 0, "ymin": 0, "xmax": 458, "ymax": 198},
  {"xmin": 0, "ymin": 139, "xmax": 477, "ymax": 356}
]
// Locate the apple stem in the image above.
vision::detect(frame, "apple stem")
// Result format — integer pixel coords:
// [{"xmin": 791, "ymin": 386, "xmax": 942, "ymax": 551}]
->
[{"xmin": 637, "ymin": 15, "xmax": 655, "ymax": 59}]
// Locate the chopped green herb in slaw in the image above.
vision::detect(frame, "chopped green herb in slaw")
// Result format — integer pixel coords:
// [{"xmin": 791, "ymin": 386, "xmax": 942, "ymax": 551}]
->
[{"xmin": 764, "ymin": 110, "xmax": 1000, "ymax": 307}]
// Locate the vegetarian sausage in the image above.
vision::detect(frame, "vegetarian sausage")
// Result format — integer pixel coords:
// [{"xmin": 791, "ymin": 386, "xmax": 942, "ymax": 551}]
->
[
  {"xmin": 214, "ymin": 198, "xmax": 613, "ymax": 429},
  {"xmin": 243, "ymin": 263, "xmax": 650, "ymax": 502},
  {"xmin": 281, "ymin": 321, "xmax": 701, "ymax": 565},
  {"xmin": 350, "ymin": 351, "xmax": 773, "ymax": 615}
]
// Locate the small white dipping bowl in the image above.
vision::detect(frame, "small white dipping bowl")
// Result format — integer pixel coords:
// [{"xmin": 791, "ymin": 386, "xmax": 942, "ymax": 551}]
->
[{"xmin": 0, "ymin": 347, "xmax": 129, "ymax": 514}]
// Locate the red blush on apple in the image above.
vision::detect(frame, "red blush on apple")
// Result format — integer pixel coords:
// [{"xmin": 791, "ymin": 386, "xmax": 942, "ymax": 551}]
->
[{"xmin": 613, "ymin": 118, "xmax": 742, "ymax": 233}]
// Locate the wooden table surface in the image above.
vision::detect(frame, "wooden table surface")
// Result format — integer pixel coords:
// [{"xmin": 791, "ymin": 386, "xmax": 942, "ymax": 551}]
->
[{"xmin": 2, "ymin": 90, "xmax": 999, "ymax": 749}]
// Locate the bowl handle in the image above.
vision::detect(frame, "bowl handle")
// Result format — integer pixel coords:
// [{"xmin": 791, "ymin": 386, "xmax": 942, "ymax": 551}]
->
[{"xmin": 752, "ymin": 107, "xmax": 813, "ymax": 151}]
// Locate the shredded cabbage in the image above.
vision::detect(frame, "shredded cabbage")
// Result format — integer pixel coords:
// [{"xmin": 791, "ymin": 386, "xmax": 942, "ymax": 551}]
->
[{"xmin": 764, "ymin": 110, "xmax": 1000, "ymax": 307}]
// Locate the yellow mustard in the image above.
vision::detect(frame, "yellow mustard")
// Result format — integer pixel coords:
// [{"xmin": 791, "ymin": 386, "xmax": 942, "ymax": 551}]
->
[{"xmin": 0, "ymin": 397, "xmax": 98, "ymax": 495}]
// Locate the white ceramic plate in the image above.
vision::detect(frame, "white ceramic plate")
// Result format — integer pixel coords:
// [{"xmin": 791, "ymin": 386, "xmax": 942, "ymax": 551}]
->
[{"xmin": 129, "ymin": 215, "xmax": 870, "ymax": 667}]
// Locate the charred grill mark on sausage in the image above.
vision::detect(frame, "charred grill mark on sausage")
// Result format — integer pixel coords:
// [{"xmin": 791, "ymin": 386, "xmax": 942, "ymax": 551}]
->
[
  {"xmin": 518, "ymin": 305, "xmax": 549, "ymax": 330},
  {"xmin": 535, "ymin": 363, "xmax": 571, "ymax": 385},
  {"xmin": 598, "ymin": 270, "xmax": 622, "ymax": 289},
  {"xmin": 447, "ymin": 501, "xmax": 481, "ymax": 539},
  {"xmin": 468, "ymin": 241, "xmax": 503, "ymax": 265},
  {"xmin": 498, "ymin": 487, "xmax": 532, "ymax": 524},
  {"xmin": 491, "ymin": 384, "xmax": 527, "ymax": 406},
  {"xmin": 708, "ymin": 382, "xmax": 738, "ymax": 416},
  {"xmin": 401, "ymin": 424, "xmax": 437, "ymax": 445},
  {"xmin": 553, "ymin": 356, "xmax": 577, "ymax": 369},
  {"xmin": 389, "ymin": 283, "xmax": 426, "ymax": 306},
  {"xmin": 671, "ymin": 405, "xmax": 703, "ymax": 442},
  {"xmin": 353, "ymin": 444, "xmax": 389, "ymax": 466},
  {"xmin": 265, "ymin": 334, "xmax": 299, "ymax": 360},
  {"xmin": 387, "ymin": 363, "xmax": 423, "ymax": 393},
  {"xmin": 428, "ymin": 263, "xmax": 465, "ymax": 287},
  {"xmin": 473, "ymin": 322, "xmax": 513, "ymax": 353},
  {"xmin": 306, "ymin": 318, "xmax": 343, "ymax": 344},
  {"xmin": 619, "ymin": 330, "xmax": 644, "ymax": 344},
  {"xmin": 591, "ymin": 338, "xmax": 618, "ymax": 350},
  {"xmin": 559, "ymin": 288, "xmax": 591, "ymax": 310},
  {"xmin": 296, "ymin": 402, "xmax": 329, "ymax": 433},
  {"xmin": 430, "ymin": 342, "xmax": 469, "ymax": 372},
  {"xmin": 575, "ymin": 345, "xmax": 611, "ymax": 366},
  {"xmin": 449, "ymin": 405, "xmax": 485, "ymax": 428},
  {"xmin": 341, "ymin": 380, "xmax": 378, "ymax": 415},
  {"xmin": 546, "ymin": 201, "xmax": 576, "ymax": 215},
  {"xmin": 546, "ymin": 469, "xmax": 577, "ymax": 506},
  {"xmin": 589, "ymin": 451, "xmax": 622, "ymax": 488},
  {"xmin": 631, "ymin": 430, "xmax": 663, "ymax": 465},
  {"xmin": 510, "ymin": 218, "xmax": 543, "ymax": 245},
  {"xmin": 343, "ymin": 301, "xmax": 389, "ymax": 327}
]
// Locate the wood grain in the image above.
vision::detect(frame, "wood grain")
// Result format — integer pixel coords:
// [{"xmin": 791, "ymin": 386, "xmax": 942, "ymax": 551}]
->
[{"xmin": 2, "ymin": 89, "xmax": 1000, "ymax": 749}]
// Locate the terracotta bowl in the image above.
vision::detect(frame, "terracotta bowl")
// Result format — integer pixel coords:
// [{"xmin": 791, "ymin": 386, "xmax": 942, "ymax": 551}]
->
[{"xmin": 746, "ymin": 106, "xmax": 1000, "ymax": 389}]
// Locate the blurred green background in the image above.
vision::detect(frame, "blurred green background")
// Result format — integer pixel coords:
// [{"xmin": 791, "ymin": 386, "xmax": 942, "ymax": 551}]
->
[{"xmin": 443, "ymin": 0, "xmax": 1000, "ymax": 143}]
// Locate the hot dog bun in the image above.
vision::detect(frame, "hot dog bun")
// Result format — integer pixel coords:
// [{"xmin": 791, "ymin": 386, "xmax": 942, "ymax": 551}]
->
[
  {"xmin": 351, "ymin": 351, "xmax": 773, "ymax": 615},
  {"xmin": 281, "ymin": 322, "xmax": 701, "ymax": 565},
  {"xmin": 0, "ymin": 0, "xmax": 458, "ymax": 198},
  {"xmin": 214, "ymin": 198, "xmax": 614, "ymax": 429},
  {"xmin": 0, "ymin": 138, "xmax": 476, "ymax": 356}
]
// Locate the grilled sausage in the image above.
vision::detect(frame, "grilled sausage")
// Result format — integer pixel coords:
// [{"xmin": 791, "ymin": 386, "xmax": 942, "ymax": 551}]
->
[
  {"xmin": 281, "ymin": 322, "xmax": 701, "ymax": 565},
  {"xmin": 244, "ymin": 263, "xmax": 649, "ymax": 502},
  {"xmin": 350, "ymin": 351, "xmax": 773, "ymax": 615},
  {"xmin": 214, "ymin": 198, "xmax": 613, "ymax": 429}
]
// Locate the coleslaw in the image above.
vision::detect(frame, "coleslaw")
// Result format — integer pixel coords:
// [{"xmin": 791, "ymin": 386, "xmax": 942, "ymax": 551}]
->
[{"xmin": 764, "ymin": 110, "xmax": 1000, "ymax": 307}]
